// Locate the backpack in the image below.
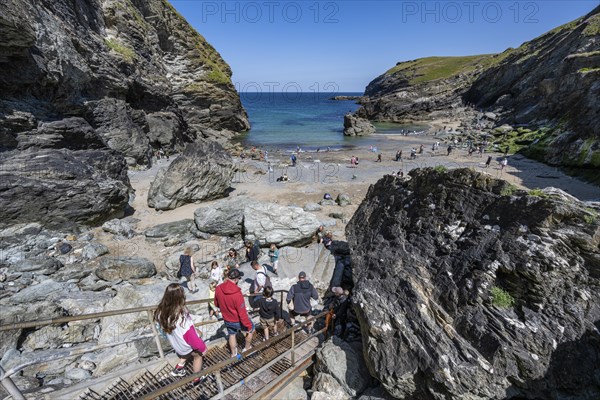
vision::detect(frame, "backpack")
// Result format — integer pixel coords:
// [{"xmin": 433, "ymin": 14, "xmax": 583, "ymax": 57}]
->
[{"xmin": 256, "ymin": 269, "xmax": 272, "ymax": 290}]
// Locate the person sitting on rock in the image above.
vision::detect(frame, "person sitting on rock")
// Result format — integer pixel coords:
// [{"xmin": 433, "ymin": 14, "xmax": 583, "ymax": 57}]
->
[
  {"xmin": 209, "ymin": 260, "xmax": 223, "ymax": 284},
  {"xmin": 276, "ymin": 173, "xmax": 288, "ymax": 182},
  {"xmin": 223, "ymin": 248, "xmax": 240, "ymax": 272}
]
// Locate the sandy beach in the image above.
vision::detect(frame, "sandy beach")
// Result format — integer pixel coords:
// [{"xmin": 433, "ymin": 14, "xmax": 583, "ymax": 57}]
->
[{"xmin": 109, "ymin": 133, "xmax": 599, "ymax": 275}]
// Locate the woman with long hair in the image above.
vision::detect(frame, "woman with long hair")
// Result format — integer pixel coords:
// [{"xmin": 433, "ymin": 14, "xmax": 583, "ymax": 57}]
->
[{"xmin": 155, "ymin": 283, "xmax": 207, "ymax": 386}]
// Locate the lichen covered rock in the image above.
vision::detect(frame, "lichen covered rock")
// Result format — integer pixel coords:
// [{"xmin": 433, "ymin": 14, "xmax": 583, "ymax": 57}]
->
[{"xmin": 347, "ymin": 168, "xmax": 600, "ymax": 399}]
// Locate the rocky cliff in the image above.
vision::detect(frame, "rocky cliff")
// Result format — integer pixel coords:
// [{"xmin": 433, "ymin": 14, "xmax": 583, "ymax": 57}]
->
[
  {"xmin": 347, "ymin": 169, "xmax": 600, "ymax": 399},
  {"xmin": 357, "ymin": 54, "xmax": 498, "ymax": 123},
  {"xmin": 466, "ymin": 7, "xmax": 600, "ymax": 175},
  {"xmin": 357, "ymin": 6, "xmax": 600, "ymax": 177},
  {"xmin": 0, "ymin": 0, "xmax": 249, "ymax": 230}
]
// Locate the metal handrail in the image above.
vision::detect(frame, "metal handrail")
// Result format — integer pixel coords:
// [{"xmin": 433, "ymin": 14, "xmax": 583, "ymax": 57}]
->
[
  {"xmin": 0, "ymin": 290, "xmax": 287, "ymax": 332},
  {"xmin": 0, "ymin": 289, "xmax": 292, "ymax": 399},
  {"xmin": 138, "ymin": 310, "xmax": 329, "ymax": 400}
]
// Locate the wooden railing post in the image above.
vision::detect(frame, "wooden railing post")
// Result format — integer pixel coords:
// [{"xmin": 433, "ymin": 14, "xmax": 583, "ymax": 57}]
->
[
  {"xmin": 290, "ymin": 330, "xmax": 296, "ymax": 367},
  {"xmin": 215, "ymin": 370, "xmax": 225, "ymax": 395},
  {"xmin": 147, "ymin": 310, "xmax": 164, "ymax": 359}
]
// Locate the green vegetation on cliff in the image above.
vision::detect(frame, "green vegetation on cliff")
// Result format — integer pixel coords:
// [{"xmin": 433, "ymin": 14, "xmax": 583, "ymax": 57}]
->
[
  {"xmin": 385, "ymin": 55, "xmax": 498, "ymax": 84},
  {"xmin": 160, "ymin": 0, "xmax": 232, "ymax": 86},
  {"xmin": 104, "ymin": 38, "xmax": 136, "ymax": 62}
]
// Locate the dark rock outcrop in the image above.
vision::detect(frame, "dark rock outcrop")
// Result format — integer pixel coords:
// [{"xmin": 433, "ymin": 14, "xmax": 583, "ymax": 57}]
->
[
  {"xmin": 0, "ymin": 0, "xmax": 249, "ymax": 160},
  {"xmin": 0, "ymin": 0, "xmax": 250, "ymax": 230},
  {"xmin": 147, "ymin": 141, "xmax": 234, "ymax": 210},
  {"xmin": 357, "ymin": 55, "xmax": 495, "ymax": 123},
  {"xmin": 0, "ymin": 148, "xmax": 130, "ymax": 231},
  {"xmin": 347, "ymin": 168, "xmax": 600, "ymax": 399},
  {"xmin": 466, "ymin": 8, "xmax": 600, "ymax": 171},
  {"xmin": 343, "ymin": 114, "xmax": 375, "ymax": 136}
]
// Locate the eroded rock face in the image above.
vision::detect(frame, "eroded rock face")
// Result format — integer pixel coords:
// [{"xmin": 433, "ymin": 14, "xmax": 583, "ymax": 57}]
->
[
  {"xmin": 0, "ymin": 148, "xmax": 130, "ymax": 231},
  {"xmin": 147, "ymin": 141, "xmax": 235, "ymax": 210},
  {"xmin": 347, "ymin": 168, "xmax": 600, "ymax": 399},
  {"xmin": 0, "ymin": 0, "xmax": 249, "ymax": 156},
  {"xmin": 0, "ymin": 0, "xmax": 249, "ymax": 230}
]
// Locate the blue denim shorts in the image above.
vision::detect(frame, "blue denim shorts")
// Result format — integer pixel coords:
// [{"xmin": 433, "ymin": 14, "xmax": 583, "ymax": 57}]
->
[{"xmin": 225, "ymin": 320, "xmax": 255, "ymax": 335}]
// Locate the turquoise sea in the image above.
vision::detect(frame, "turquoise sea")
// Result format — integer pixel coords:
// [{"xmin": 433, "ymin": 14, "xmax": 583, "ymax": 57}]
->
[{"xmin": 238, "ymin": 92, "xmax": 428, "ymax": 151}]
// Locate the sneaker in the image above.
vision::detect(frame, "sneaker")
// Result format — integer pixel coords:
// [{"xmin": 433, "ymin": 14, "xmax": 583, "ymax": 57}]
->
[
  {"xmin": 191, "ymin": 376, "xmax": 207, "ymax": 387},
  {"xmin": 171, "ymin": 365, "xmax": 186, "ymax": 377}
]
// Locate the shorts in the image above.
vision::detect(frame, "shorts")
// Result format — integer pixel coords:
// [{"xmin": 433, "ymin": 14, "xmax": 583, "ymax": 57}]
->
[
  {"xmin": 260, "ymin": 317, "xmax": 276, "ymax": 328},
  {"xmin": 225, "ymin": 320, "xmax": 255, "ymax": 336},
  {"xmin": 289, "ymin": 310, "xmax": 310, "ymax": 318},
  {"xmin": 176, "ymin": 348, "xmax": 204, "ymax": 359}
]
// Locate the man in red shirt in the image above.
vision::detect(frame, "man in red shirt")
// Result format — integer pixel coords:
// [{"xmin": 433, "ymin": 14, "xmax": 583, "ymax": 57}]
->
[{"xmin": 214, "ymin": 268, "xmax": 255, "ymax": 357}]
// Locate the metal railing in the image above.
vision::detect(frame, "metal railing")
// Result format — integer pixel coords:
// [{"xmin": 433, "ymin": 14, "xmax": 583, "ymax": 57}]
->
[
  {"xmin": 0, "ymin": 289, "xmax": 294, "ymax": 400},
  {"xmin": 138, "ymin": 309, "xmax": 329, "ymax": 400}
]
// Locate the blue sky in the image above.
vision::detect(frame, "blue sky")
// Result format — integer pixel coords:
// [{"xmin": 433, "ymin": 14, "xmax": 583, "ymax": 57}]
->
[{"xmin": 170, "ymin": 1, "xmax": 599, "ymax": 92}]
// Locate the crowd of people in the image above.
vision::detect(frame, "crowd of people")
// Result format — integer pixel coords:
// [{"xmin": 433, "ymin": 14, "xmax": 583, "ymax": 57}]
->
[{"xmin": 161, "ymin": 226, "xmax": 349, "ymax": 385}]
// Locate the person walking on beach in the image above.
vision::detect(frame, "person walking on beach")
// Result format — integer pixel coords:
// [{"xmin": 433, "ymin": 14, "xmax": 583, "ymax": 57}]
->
[
  {"xmin": 500, "ymin": 157, "xmax": 508, "ymax": 171},
  {"xmin": 178, "ymin": 247, "xmax": 198, "ymax": 293},
  {"xmin": 410, "ymin": 148, "xmax": 417, "ymax": 159},
  {"xmin": 155, "ymin": 284, "xmax": 207, "ymax": 385},
  {"xmin": 214, "ymin": 269, "xmax": 255, "ymax": 358},
  {"xmin": 287, "ymin": 271, "xmax": 319, "ymax": 331},
  {"xmin": 447, "ymin": 145, "xmax": 453, "ymax": 156},
  {"xmin": 485, "ymin": 155, "xmax": 493, "ymax": 168},
  {"xmin": 291, "ymin": 153, "xmax": 297, "ymax": 166},
  {"xmin": 376, "ymin": 153, "xmax": 382, "ymax": 162}
]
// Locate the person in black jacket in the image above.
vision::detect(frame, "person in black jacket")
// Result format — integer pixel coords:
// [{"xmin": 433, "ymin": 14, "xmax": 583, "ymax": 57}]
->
[
  {"xmin": 245, "ymin": 240, "xmax": 260, "ymax": 263},
  {"xmin": 331, "ymin": 287, "xmax": 350, "ymax": 339},
  {"xmin": 287, "ymin": 271, "xmax": 318, "ymax": 331},
  {"xmin": 257, "ymin": 286, "xmax": 280, "ymax": 340}
]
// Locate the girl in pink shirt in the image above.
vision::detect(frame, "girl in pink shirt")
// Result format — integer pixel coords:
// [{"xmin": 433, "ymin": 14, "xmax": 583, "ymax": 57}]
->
[{"xmin": 155, "ymin": 284, "xmax": 207, "ymax": 386}]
